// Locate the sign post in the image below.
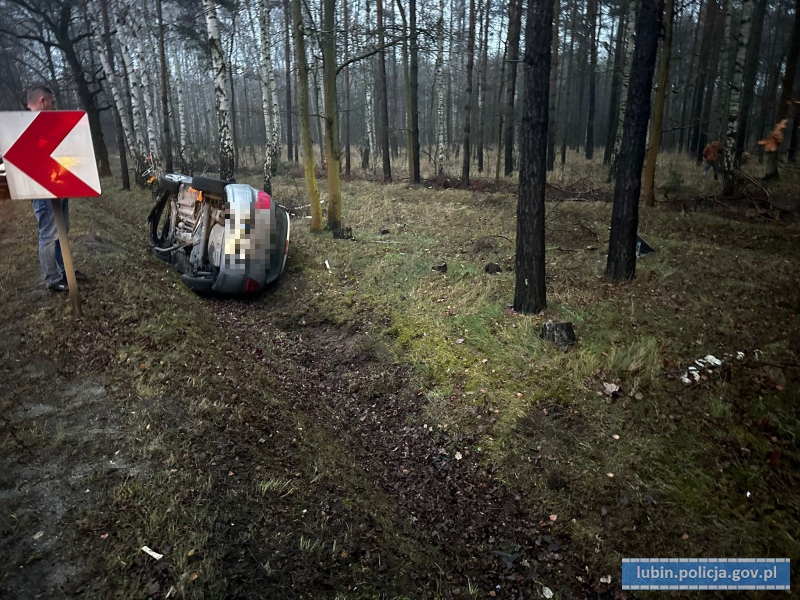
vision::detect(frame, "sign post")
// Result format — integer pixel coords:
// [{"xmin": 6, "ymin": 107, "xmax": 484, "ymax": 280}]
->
[{"xmin": 0, "ymin": 110, "xmax": 101, "ymax": 317}]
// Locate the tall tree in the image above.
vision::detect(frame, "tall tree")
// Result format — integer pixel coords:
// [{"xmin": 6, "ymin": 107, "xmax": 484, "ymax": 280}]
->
[
  {"xmin": 735, "ymin": 0, "xmax": 768, "ymax": 163},
  {"xmin": 642, "ymin": 0, "xmax": 674, "ymax": 207},
  {"xmin": 376, "ymin": 0, "xmax": 392, "ymax": 181},
  {"xmin": 292, "ymin": 0, "xmax": 322, "ymax": 228},
  {"xmin": 202, "ymin": 0, "xmax": 235, "ymax": 180},
  {"xmin": 504, "ymin": 0, "xmax": 523, "ymax": 176},
  {"xmin": 477, "ymin": 0, "xmax": 491, "ymax": 173},
  {"xmin": 546, "ymin": 0, "xmax": 559, "ymax": 171},
  {"xmin": 461, "ymin": 0, "xmax": 476, "ymax": 186},
  {"xmin": 722, "ymin": 0, "xmax": 755, "ymax": 195},
  {"xmin": 585, "ymin": 0, "xmax": 598, "ymax": 159},
  {"xmin": 514, "ymin": 0, "xmax": 553, "ymax": 314},
  {"xmin": 606, "ymin": 0, "xmax": 663, "ymax": 282},
  {"xmin": 156, "ymin": 0, "xmax": 172, "ymax": 173},
  {"xmin": 608, "ymin": 0, "xmax": 638, "ymax": 181},
  {"xmin": 409, "ymin": 0, "xmax": 421, "ymax": 182},
  {"xmin": 435, "ymin": 0, "xmax": 446, "ymax": 174},
  {"xmin": 284, "ymin": 0, "xmax": 295, "ymax": 162},
  {"xmin": 397, "ymin": 0, "xmax": 414, "ymax": 182},
  {"xmin": 764, "ymin": 0, "xmax": 800, "ymax": 180},
  {"xmin": 604, "ymin": 6, "xmax": 625, "ymax": 164},
  {"xmin": 259, "ymin": 0, "xmax": 281, "ymax": 193},
  {"xmin": 322, "ymin": 0, "xmax": 343, "ymax": 230}
]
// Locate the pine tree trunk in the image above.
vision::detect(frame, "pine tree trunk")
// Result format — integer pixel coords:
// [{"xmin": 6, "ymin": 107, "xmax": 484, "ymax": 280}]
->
[
  {"xmin": 202, "ymin": 0, "xmax": 235, "ymax": 180},
  {"xmin": 514, "ymin": 0, "xmax": 553, "ymax": 314},
  {"xmin": 504, "ymin": 0, "xmax": 523, "ymax": 176},
  {"xmin": 585, "ymin": 0, "xmax": 597, "ymax": 160},
  {"xmin": 764, "ymin": 0, "xmax": 800, "ymax": 180},
  {"xmin": 722, "ymin": 0, "xmax": 754, "ymax": 195},
  {"xmin": 608, "ymin": 0, "xmax": 638, "ymax": 182},
  {"xmin": 642, "ymin": 0, "xmax": 674, "ymax": 207},
  {"xmin": 604, "ymin": 7, "xmax": 625, "ymax": 164},
  {"xmin": 397, "ymin": 0, "xmax": 414, "ymax": 182},
  {"xmin": 606, "ymin": 0, "xmax": 663, "ymax": 282},
  {"xmin": 461, "ymin": 0, "xmax": 476, "ymax": 186},
  {"xmin": 292, "ymin": 0, "xmax": 321, "ymax": 228},
  {"xmin": 547, "ymin": 0, "xmax": 559, "ymax": 171}
]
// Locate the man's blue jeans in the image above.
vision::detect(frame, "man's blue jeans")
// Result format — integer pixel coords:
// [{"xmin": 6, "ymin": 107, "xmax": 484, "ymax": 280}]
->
[{"xmin": 32, "ymin": 198, "xmax": 69, "ymax": 287}]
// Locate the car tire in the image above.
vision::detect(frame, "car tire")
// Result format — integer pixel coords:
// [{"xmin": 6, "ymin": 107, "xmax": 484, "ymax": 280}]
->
[
  {"xmin": 191, "ymin": 176, "xmax": 230, "ymax": 196},
  {"xmin": 181, "ymin": 274, "xmax": 216, "ymax": 294},
  {"xmin": 157, "ymin": 175, "xmax": 182, "ymax": 195}
]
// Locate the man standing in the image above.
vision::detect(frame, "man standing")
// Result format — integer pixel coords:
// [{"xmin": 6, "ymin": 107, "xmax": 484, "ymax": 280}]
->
[{"xmin": 26, "ymin": 84, "xmax": 71, "ymax": 292}]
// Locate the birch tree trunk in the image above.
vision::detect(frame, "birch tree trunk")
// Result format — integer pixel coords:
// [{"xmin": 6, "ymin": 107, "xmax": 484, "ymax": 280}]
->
[
  {"xmin": 259, "ymin": 0, "xmax": 281, "ymax": 193},
  {"xmin": 722, "ymin": 0, "xmax": 755, "ymax": 195},
  {"xmin": 172, "ymin": 55, "xmax": 189, "ymax": 173},
  {"xmin": 128, "ymin": 17, "xmax": 159, "ymax": 175},
  {"xmin": 292, "ymin": 0, "xmax": 322, "ymax": 229},
  {"xmin": 642, "ymin": 0, "xmax": 674, "ymax": 207},
  {"xmin": 461, "ymin": 0, "xmax": 476, "ymax": 186},
  {"xmin": 409, "ymin": 0, "xmax": 421, "ymax": 182},
  {"xmin": 90, "ymin": 3, "xmax": 134, "ymax": 188},
  {"xmin": 283, "ymin": 0, "xmax": 295, "ymax": 162},
  {"xmin": 156, "ymin": 0, "xmax": 172, "ymax": 173},
  {"xmin": 608, "ymin": 0, "xmax": 638, "ymax": 182},
  {"xmin": 477, "ymin": 0, "xmax": 491, "ymax": 172},
  {"xmin": 435, "ymin": 0, "xmax": 446, "ymax": 175},
  {"xmin": 203, "ymin": 0, "xmax": 235, "ymax": 180},
  {"xmin": 397, "ymin": 0, "xmax": 414, "ymax": 182},
  {"xmin": 735, "ymin": 0, "xmax": 767, "ymax": 163},
  {"xmin": 117, "ymin": 27, "xmax": 148, "ymax": 183},
  {"xmin": 96, "ymin": 0, "xmax": 130, "ymax": 189}
]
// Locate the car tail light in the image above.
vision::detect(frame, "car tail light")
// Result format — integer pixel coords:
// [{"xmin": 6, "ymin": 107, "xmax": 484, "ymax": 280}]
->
[{"xmin": 245, "ymin": 277, "xmax": 260, "ymax": 293}]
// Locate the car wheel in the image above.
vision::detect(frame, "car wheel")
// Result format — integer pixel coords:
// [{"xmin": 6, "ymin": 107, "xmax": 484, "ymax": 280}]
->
[
  {"xmin": 191, "ymin": 176, "xmax": 231, "ymax": 196},
  {"xmin": 158, "ymin": 175, "xmax": 182, "ymax": 195}
]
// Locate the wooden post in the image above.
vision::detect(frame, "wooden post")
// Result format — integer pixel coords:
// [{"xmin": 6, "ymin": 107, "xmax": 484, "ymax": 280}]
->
[{"xmin": 51, "ymin": 198, "xmax": 82, "ymax": 317}]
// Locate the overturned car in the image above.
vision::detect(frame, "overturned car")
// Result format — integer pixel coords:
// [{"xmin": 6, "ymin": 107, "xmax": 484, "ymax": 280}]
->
[{"xmin": 148, "ymin": 174, "xmax": 290, "ymax": 294}]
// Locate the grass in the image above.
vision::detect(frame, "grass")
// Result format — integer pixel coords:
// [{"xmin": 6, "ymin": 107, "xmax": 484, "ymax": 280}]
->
[{"xmin": 1, "ymin": 148, "xmax": 798, "ymax": 596}]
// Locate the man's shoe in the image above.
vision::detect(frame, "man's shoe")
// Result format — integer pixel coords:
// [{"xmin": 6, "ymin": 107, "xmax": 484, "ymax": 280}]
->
[
  {"xmin": 47, "ymin": 280, "xmax": 69, "ymax": 293},
  {"xmin": 61, "ymin": 270, "xmax": 89, "ymax": 283}
]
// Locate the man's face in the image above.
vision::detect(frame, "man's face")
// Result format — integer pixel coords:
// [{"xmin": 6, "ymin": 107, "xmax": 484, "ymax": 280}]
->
[{"xmin": 28, "ymin": 93, "xmax": 55, "ymax": 111}]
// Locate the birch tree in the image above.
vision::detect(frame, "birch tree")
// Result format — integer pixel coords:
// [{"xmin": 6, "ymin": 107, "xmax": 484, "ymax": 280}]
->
[
  {"xmin": 722, "ymin": 0, "xmax": 755, "ymax": 195},
  {"xmin": 435, "ymin": 0, "xmax": 446, "ymax": 175},
  {"xmin": 461, "ymin": 0, "xmax": 476, "ymax": 186},
  {"xmin": 203, "ymin": 0, "xmax": 235, "ymax": 180},
  {"xmin": 322, "ymin": 0, "xmax": 343, "ymax": 231},
  {"xmin": 259, "ymin": 0, "xmax": 281, "ymax": 193}
]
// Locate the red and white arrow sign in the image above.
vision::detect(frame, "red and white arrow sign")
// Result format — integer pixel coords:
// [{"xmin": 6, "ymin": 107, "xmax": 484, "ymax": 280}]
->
[{"xmin": 0, "ymin": 111, "xmax": 101, "ymax": 199}]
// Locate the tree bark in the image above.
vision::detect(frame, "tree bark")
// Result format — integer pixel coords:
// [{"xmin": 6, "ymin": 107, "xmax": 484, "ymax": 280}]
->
[
  {"xmin": 722, "ymin": 0, "xmax": 754, "ymax": 195},
  {"xmin": 322, "ymin": 0, "xmax": 342, "ymax": 230},
  {"xmin": 156, "ymin": 0, "xmax": 172, "ymax": 173},
  {"xmin": 504, "ymin": 0, "xmax": 523, "ymax": 176},
  {"xmin": 283, "ymin": 0, "xmax": 295, "ymax": 162},
  {"xmin": 98, "ymin": 0, "xmax": 129, "ymax": 188},
  {"xmin": 606, "ymin": 0, "xmax": 663, "ymax": 282},
  {"xmin": 642, "ymin": 0, "xmax": 673, "ymax": 207},
  {"xmin": 764, "ymin": 0, "xmax": 800, "ymax": 180},
  {"xmin": 604, "ymin": 7, "xmax": 625, "ymax": 164},
  {"xmin": 585, "ymin": 0, "xmax": 597, "ymax": 160},
  {"xmin": 376, "ymin": 0, "xmax": 392, "ymax": 181},
  {"xmin": 292, "ymin": 0, "xmax": 322, "ymax": 228},
  {"xmin": 202, "ymin": 0, "xmax": 235, "ymax": 180},
  {"xmin": 546, "ymin": 0, "xmax": 559, "ymax": 171},
  {"xmin": 461, "ymin": 0, "xmax": 476, "ymax": 186},
  {"xmin": 435, "ymin": 0, "xmax": 446, "ymax": 174},
  {"xmin": 397, "ymin": 0, "xmax": 413, "ymax": 182},
  {"xmin": 514, "ymin": 0, "xmax": 553, "ymax": 314},
  {"xmin": 259, "ymin": 0, "xmax": 281, "ymax": 194},
  {"xmin": 735, "ymin": 0, "xmax": 767, "ymax": 163},
  {"xmin": 409, "ymin": 0, "xmax": 421, "ymax": 182},
  {"xmin": 608, "ymin": 0, "xmax": 638, "ymax": 181}
]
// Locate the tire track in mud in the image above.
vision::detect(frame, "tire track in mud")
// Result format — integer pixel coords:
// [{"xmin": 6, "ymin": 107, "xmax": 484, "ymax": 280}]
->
[{"xmin": 211, "ymin": 298, "xmax": 598, "ymax": 599}]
